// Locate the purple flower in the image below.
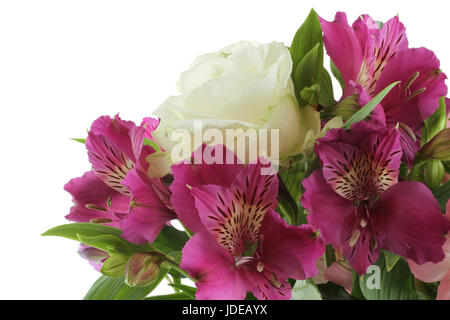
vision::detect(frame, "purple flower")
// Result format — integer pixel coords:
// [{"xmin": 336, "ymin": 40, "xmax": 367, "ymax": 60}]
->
[
  {"xmin": 301, "ymin": 122, "xmax": 450, "ymax": 274},
  {"xmin": 321, "ymin": 12, "xmax": 448, "ymax": 163},
  {"xmin": 172, "ymin": 145, "xmax": 324, "ymax": 299},
  {"xmin": 65, "ymin": 114, "xmax": 175, "ymax": 245}
]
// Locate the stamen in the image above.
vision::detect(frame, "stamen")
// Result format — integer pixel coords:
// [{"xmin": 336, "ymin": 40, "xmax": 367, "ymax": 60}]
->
[
  {"xmin": 360, "ymin": 219, "xmax": 367, "ymax": 228},
  {"xmin": 90, "ymin": 218, "xmax": 113, "ymax": 223},
  {"xmin": 85, "ymin": 204, "xmax": 107, "ymax": 212},
  {"xmin": 348, "ymin": 229, "xmax": 361, "ymax": 247},
  {"xmin": 404, "ymin": 71, "xmax": 420, "ymax": 91},
  {"xmin": 257, "ymin": 261, "xmax": 264, "ymax": 272},
  {"xmin": 407, "ymin": 87, "xmax": 426, "ymax": 100}
]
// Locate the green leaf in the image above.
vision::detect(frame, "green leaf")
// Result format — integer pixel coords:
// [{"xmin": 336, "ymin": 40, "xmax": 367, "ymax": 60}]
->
[
  {"xmin": 144, "ymin": 292, "xmax": 192, "ymax": 300},
  {"xmin": 42, "ymin": 223, "xmax": 122, "ymax": 240},
  {"xmin": 71, "ymin": 138, "xmax": 86, "ymax": 144},
  {"xmin": 42, "ymin": 223, "xmax": 151, "ymax": 254},
  {"xmin": 330, "ymin": 60, "xmax": 345, "ymax": 93},
  {"xmin": 382, "ymin": 250, "xmax": 401, "ymax": 272},
  {"xmin": 143, "ymin": 137, "xmax": 162, "ymax": 152},
  {"xmin": 290, "ymin": 8, "xmax": 323, "ymax": 75},
  {"xmin": 291, "ymin": 280, "xmax": 322, "ymax": 300},
  {"xmin": 421, "ymin": 97, "xmax": 447, "ymax": 146},
  {"xmin": 317, "ymin": 282, "xmax": 356, "ymax": 300},
  {"xmin": 415, "ymin": 129, "xmax": 450, "ymax": 163},
  {"xmin": 359, "ymin": 255, "xmax": 417, "ymax": 300},
  {"xmin": 344, "ymin": 81, "xmax": 400, "ymax": 129},
  {"xmin": 294, "ymin": 43, "xmax": 323, "ymax": 106},
  {"xmin": 319, "ymin": 68, "xmax": 335, "ymax": 107},
  {"xmin": 351, "ymin": 271, "xmax": 365, "ymax": 300},
  {"xmin": 277, "ymin": 176, "xmax": 299, "ymax": 225},
  {"xmin": 100, "ymin": 254, "xmax": 129, "ymax": 277},
  {"xmin": 279, "ymin": 154, "xmax": 306, "ymax": 201},
  {"xmin": 84, "ymin": 270, "xmax": 168, "ymax": 300},
  {"xmin": 168, "ymin": 283, "xmax": 197, "ymax": 299},
  {"xmin": 152, "ymin": 226, "xmax": 190, "ymax": 257},
  {"xmin": 433, "ymin": 181, "xmax": 450, "ymax": 213}
]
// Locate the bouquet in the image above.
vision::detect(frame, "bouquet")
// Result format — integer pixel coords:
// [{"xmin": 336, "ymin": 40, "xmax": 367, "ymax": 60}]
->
[{"xmin": 43, "ymin": 9, "xmax": 450, "ymax": 300}]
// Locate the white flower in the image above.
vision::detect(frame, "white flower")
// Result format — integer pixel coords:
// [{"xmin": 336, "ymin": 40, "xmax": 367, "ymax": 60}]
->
[{"xmin": 152, "ymin": 41, "xmax": 320, "ymax": 166}]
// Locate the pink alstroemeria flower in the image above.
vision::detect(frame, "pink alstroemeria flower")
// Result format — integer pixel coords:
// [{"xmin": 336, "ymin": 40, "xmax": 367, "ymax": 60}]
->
[
  {"xmin": 301, "ymin": 122, "xmax": 450, "ymax": 274},
  {"xmin": 321, "ymin": 12, "xmax": 448, "ymax": 163},
  {"xmin": 408, "ymin": 201, "xmax": 450, "ymax": 300},
  {"xmin": 172, "ymin": 145, "xmax": 324, "ymax": 300},
  {"xmin": 66, "ymin": 114, "xmax": 175, "ymax": 245}
]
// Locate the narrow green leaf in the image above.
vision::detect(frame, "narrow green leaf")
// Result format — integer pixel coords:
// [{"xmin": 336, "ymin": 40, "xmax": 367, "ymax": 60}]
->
[
  {"xmin": 42, "ymin": 223, "xmax": 122, "ymax": 240},
  {"xmin": 319, "ymin": 68, "xmax": 335, "ymax": 107},
  {"xmin": 84, "ymin": 270, "xmax": 168, "ymax": 300},
  {"xmin": 382, "ymin": 250, "xmax": 402, "ymax": 272},
  {"xmin": 344, "ymin": 81, "xmax": 400, "ymax": 129},
  {"xmin": 290, "ymin": 8, "xmax": 323, "ymax": 74},
  {"xmin": 291, "ymin": 280, "xmax": 322, "ymax": 300},
  {"xmin": 277, "ymin": 176, "xmax": 299, "ymax": 225},
  {"xmin": 330, "ymin": 60, "xmax": 345, "ymax": 92},
  {"xmin": 359, "ymin": 255, "xmax": 417, "ymax": 300},
  {"xmin": 168, "ymin": 283, "xmax": 197, "ymax": 299},
  {"xmin": 144, "ymin": 292, "xmax": 192, "ymax": 300},
  {"xmin": 421, "ymin": 97, "xmax": 447, "ymax": 146},
  {"xmin": 143, "ymin": 137, "xmax": 162, "ymax": 152},
  {"xmin": 351, "ymin": 271, "xmax": 365, "ymax": 300},
  {"xmin": 42, "ymin": 223, "xmax": 151, "ymax": 254},
  {"xmin": 71, "ymin": 138, "xmax": 86, "ymax": 144},
  {"xmin": 294, "ymin": 43, "xmax": 323, "ymax": 106},
  {"xmin": 433, "ymin": 181, "xmax": 450, "ymax": 213},
  {"xmin": 279, "ymin": 154, "xmax": 305, "ymax": 201}
]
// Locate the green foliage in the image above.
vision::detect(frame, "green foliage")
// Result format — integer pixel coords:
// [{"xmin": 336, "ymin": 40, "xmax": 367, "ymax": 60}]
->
[
  {"xmin": 344, "ymin": 82, "xmax": 400, "ymax": 129},
  {"xmin": 421, "ymin": 97, "xmax": 447, "ymax": 146},
  {"xmin": 291, "ymin": 280, "xmax": 322, "ymax": 300},
  {"xmin": 359, "ymin": 255, "xmax": 417, "ymax": 300},
  {"xmin": 433, "ymin": 181, "xmax": 450, "ymax": 213},
  {"xmin": 83, "ymin": 271, "xmax": 168, "ymax": 300}
]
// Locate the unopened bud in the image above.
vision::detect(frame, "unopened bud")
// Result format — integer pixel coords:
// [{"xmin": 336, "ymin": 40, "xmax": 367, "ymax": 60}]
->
[
  {"xmin": 125, "ymin": 253, "xmax": 162, "ymax": 287},
  {"xmin": 78, "ymin": 244, "xmax": 109, "ymax": 263},
  {"xmin": 322, "ymin": 95, "xmax": 360, "ymax": 121},
  {"xmin": 300, "ymin": 84, "xmax": 320, "ymax": 107},
  {"xmin": 416, "ymin": 129, "xmax": 450, "ymax": 163},
  {"xmin": 424, "ymin": 160, "xmax": 445, "ymax": 190}
]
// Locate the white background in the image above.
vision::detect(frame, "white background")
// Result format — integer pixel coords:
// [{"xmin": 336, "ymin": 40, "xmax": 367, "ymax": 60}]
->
[{"xmin": 0, "ymin": 0, "xmax": 448, "ymax": 299}]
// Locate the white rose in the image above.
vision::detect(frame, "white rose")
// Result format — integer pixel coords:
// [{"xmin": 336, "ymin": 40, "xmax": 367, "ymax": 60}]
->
[{"xmin": 152, "ymin": 41, "xmax": 320, "ymax": 167}]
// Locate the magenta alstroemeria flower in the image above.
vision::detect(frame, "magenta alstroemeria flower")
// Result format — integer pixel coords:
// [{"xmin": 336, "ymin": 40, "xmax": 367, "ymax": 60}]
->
[
  {"xmin": 173, "ymin": 146, "xmax": 324, "ymax": 300},
  {"xmin": 64, "ymin": 171, "xmax": 129, "ymax": 225},
  {"xmin": 321, "ymin": 12, "xmax": 448, "ymax": 163},
  {"xmin": 66, "ymin": 114, "xmax": 174, "ymax": 244},
  {"xmin": 408, "ymin": 201, "xmax": 450, "ymax": 300},
  {"xmin": 301, "ymin": 122, "xmax": 450, "ymax": 274},
  {"xmin": 86, "ymin": 114, "xmax": 155, "ymax": 196}
]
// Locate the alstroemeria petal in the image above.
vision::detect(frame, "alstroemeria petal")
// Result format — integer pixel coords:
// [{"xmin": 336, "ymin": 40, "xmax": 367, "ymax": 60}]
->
[
  {"xmin": 316, "ymin": 122, "xmax": 401, "ymax": 201},
  {"xmin": 238, "ymin": 265, "xmax": 291, "ymax": 300},
  {"xmin": 375, "ymin": 181, "xmax": 450, "ymax": 265},
  {"xmin": 180, "ymin": 232, "xmax": 246, "ymax": 300},
  {"xmin": 437, "ymin": 271, "xmax": 450, "ymax": 300},
  {"xmin": 259, "ymin": 209, "xmax": 324, "ymax": 280},
  {"xmin": 302, "ymin": 170, "xmax": 380, "ymax": 274},
  {"xmin": 377, "ymin": 48, "xmax": 448, "ymax": 128},
  {"xmin": 191, "ymin": 163, "xmax": 277, "ymax": 256},
  {"xmin": 119, "ymin": 169, "xmax": 176, "ymax": 244},
  {"xmin": 320, "ymin": 12, "xmax": 363, "ymax": 96},
  {"xmin": 64, "ymin": 171, "xmax": 128, "ymax": 225},
  {"xmin": 170, "ymin": 144, "xmax": 243, "ymax": 233}
]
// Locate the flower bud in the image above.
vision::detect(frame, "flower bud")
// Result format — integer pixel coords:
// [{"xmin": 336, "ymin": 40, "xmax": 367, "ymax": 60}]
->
[
  {"xmin": 300, "ymin": 84, "xmax": 320, "ymax": 107},
  {"xmin": 424, "ymin": 160, "xmax": 445, "ymax": 190},
  {"xmin": 125, "ymin": 253, "xmax": 162, "ymax": 287},
  {"xmin": 415, "ymin": 129, "xmax": 450, "ymax": 163},
  {"xmin": 322, "ymin": 95, "xmax": 360, "ymax": 121}
]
